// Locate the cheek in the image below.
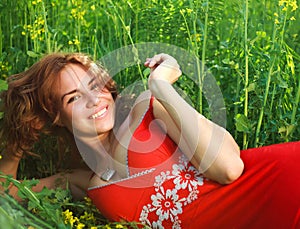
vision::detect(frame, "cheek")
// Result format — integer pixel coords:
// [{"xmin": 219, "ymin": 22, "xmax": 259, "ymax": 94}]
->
[{"xmin": 58, "ymin": 106, "xmax": 76, "ymax": 131}]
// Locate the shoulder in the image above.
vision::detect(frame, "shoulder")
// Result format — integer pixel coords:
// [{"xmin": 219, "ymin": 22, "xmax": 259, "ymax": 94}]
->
[{"xmin": 115, "ymin": 91, "xmax": 152, "ymax": 142}]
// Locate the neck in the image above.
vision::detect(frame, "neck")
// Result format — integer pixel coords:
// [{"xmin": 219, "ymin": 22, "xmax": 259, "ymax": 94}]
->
[{"xmin": 74, "ymin": 131, "xmax": 115, "ymax": 175}]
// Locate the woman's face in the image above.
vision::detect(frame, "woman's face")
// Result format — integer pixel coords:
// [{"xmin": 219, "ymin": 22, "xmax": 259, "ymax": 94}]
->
[{"xmin": 57, "ymin": 64, "xmax": 115, "ymax": 139}]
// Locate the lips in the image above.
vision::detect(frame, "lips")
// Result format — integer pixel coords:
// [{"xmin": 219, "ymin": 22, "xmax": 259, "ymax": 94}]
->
[{"xmin": 90, "ymin": 106, "xmax": 108, "ymax": 119}]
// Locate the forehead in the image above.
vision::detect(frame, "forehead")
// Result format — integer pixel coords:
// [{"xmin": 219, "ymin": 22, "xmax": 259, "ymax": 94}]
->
[
  {"xmin": 58, "ymin": 64, "xmax": 92, "ymax": 93},
  {"xmin": 60, "ymin": 64, "xmax": 90, "ymax": 85}
]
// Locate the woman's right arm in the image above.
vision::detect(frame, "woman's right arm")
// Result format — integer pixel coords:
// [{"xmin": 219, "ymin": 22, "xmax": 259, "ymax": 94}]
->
[
  {"xmin": 0, "ymin": 152, "xmax": 21, "ymax": 198},
  {"xmin": 0, "ymin": 152, "xmax": 92, "ymax": 201}
]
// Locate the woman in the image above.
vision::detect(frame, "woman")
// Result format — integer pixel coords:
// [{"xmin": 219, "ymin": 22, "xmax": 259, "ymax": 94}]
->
[{"xmin": 0, "ymin": 52, "xmax": 299, "ymax": 228}]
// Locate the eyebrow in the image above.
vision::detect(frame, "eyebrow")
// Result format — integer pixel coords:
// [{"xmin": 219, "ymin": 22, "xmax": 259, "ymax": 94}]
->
[
  {"xmin": 61, "ymin": 77, "xmax": 96, "ymax": 102},
  {"xmin": 88, "ymin": 77, "xmax": 96, "ymax": 86},
  {"xmin": 61, "ymin": 89, "xmax": 78, "ymax": 102}
]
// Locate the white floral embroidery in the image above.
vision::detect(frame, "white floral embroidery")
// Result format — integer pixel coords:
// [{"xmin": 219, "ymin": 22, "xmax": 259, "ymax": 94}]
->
[
  {"xmin": 172, "ymin": 163, "xmax": 203, "ymax": 191},
  {"xmin": 151, "ymin": 187, "xmax": 183, "ymax": 221},
  {"xmin": 154, "ymin": 171, "xmax": 171, "ymax": 191},
  {"xmin": 184, "ymin": 186, "xmax": 199, "ymax": 206},
  {"xmin": 139, "ymin": 154, "xmax": 205, "ymax": 228}
]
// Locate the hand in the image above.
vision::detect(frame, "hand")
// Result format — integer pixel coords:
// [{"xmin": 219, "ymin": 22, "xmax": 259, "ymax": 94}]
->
[{"xmin": 144, "ymin": 53, "xmax": 182, "ymax": 85}]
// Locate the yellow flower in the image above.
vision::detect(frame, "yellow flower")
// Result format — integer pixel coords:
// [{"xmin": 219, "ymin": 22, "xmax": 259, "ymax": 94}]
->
[
  {"xmin": 77, "ymin": 10, "xmax": 86, "ymax": 20},
  {"xmin": 115, "ymin": 224, "xmax": 124, "ymax": 228},
  {"xmin": 91, "ymin": 5, "xmax": 96, "ymax": 11},
  {"xmin": 278, "ymin": 0, "xmax": 285, "ymax": 6},
  {"xmin": 63, "ymin": 209, "xmax": 73, "ymax": 219},
  {"xmin": 71, "ymin": 8, "xmax": 77, "ymax": 18},
  {"xmin": 68, "ymin": 40, "xmax": 73, "ymax": 45},
  {"xmin": 274, "ymin": 12, "xmax": 279, "ymax": 17},
  {"xmin": 105, "ymin": 225, "xmax": 112, "ymax": 229},
  {"xmin": 69, "ymin": 216, "xmax": 78, "ymax": 227},
  {"xmin": 186, "ymin": 8, "xmax": 193, "ymax": 14},
  {"xmin": 76, "ymin": 223, "xmax": 85, "ymax": 229},
  {"xmin": 62, "ymin": 209, "xmax": 79, "ymax": 226},
  {"xmin": 84, "ymin": 197, "xmax": 92, "ymax": 204},
  {"xmin": 74, "ymin": 39, "xmax": 80, "ymax": 45},
  {"xmin": 80, "ymin": 211, "xmax": 95, "ymax": 221},
  {"xmin": 275, "ymin": 18, "xmax": 280, "ymax": 24},
  {"xmin": 90, "ymin": 227, "xmax": 97, "ymax": 229},
  {"xmin": 290, "ymin": 16, "xmax": 296, "ymax": 20},
  {"xmin": 32, "ymin": 1, "xmax": 37, "ymax": 5},
  {"xmin": 289, "ymin": 1, "xmax": 298, "ymax": 11}
]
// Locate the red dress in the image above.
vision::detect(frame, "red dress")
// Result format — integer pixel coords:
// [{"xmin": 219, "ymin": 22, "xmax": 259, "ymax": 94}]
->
[{"xmin": 87, "ymin": 98, "xmax": 300, "ymax": 229}]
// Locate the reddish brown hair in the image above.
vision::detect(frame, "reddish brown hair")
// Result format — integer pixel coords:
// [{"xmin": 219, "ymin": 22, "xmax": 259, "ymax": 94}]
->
[{"xmin": 0, "ymin": 53, "xmax": 117, "ymax": 157}]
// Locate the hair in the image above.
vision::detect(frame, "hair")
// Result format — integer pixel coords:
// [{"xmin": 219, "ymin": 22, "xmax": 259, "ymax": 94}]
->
[{"xmin": 0, "ymin": 53, "xmax": 117, "ymax": 157}]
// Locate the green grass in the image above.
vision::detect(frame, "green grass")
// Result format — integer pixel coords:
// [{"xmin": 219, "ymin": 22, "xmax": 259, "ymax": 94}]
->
[{"xmin": 0, "ymin": 0, "xmax": 299, "ymax": 227}]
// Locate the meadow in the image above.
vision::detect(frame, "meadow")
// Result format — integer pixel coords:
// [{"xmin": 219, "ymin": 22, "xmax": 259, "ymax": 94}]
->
[{"xmin": 0, "ymin": 0, "xmax": 299, "ymax": 228}]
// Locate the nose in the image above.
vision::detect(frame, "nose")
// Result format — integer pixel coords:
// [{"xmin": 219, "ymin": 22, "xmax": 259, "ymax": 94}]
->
[{"xmin": 86, "ymin": 94, "xmax": 100, "ymax": 108}]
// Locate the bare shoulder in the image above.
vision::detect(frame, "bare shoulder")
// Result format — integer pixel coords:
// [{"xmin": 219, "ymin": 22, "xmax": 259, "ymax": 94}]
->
[{"xmin": 119, "ymin": 90, "xmax": 152, "ymax": 129}]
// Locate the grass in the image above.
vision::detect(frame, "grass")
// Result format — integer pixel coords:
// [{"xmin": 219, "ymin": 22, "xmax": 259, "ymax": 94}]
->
[{"xmin": 0, "ymin": 0, "xmax": 299, "ymax": 228}]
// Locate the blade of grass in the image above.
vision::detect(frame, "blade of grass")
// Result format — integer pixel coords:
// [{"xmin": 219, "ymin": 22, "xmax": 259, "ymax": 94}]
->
[{"xmin": 243, "ymin": 0, "xmax": 249, "ymax": 149}]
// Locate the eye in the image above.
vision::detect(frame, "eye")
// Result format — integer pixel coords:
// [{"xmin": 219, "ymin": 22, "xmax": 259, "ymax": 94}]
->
[
  {"xmin": 67, "ymin": 95, "xmax": 81, "ymax": 104},
  {"xmin": 90, "ymin": 83, "xmax": 100, "ymax": 91}
]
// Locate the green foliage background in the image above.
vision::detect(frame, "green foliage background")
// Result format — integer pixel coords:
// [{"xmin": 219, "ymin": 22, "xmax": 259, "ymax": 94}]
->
[{"xmin": 0, "ymin": 0, "xmax": 299, "ymax": 228}]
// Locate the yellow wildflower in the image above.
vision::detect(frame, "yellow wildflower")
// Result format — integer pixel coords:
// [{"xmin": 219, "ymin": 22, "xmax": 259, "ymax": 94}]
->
[
  {"xmin": 77, "ymin": 10, "xmax": 86, "ymax": 20},
  {"xmin": 68, "ymin": 41, "xmax": 73, "ymax": 45},
  {"xmin": 91, "ymin": 5, "xmax": 96, "ymax": 11},
  {"xmin": 32, "ymin": 1, "xmax": 37, "ymax": 5},
  {"xmin": 274, "ymin": 12, "xmax": 279, "ymax": 17},
  {"xmin": 275, "ymin": 19, "xmax": 280, "ymax": 24},
  {"xmin": 74, "ymin": 39, "xmax": 80, "ymax": 45},
  {"xmin": 90, "ymin": 227, "xmax": 97, "ymax": 229},
  {"xmin": 289, "ymin": 1, "xmax": 298, "ymax": 11},
  {"xmin": 62, "ymin": 209, "xmax": 79, "ymax": 226},
  {"xmin": 80, "ymin": 211, "xmax": 95, "ymax": 221},
  {"xmin": 278, "ymin": 0, "xmax": 285, "ymax": 6},
  {"xmin": 76, "ymin": 222, "xmax": 85, "ymax": 229},
  {"xmin": 290, "ymin": 16, "xmax": 296, "ymax": 20},
  {"xmin": 186, "ymin": 8, "xmax": 193, "ymax": 14},
  {"xmin": 84, "ymin": 196, "xmax": 92, "ymax": 204},
  {"xmin": 71, "ymin": 8, "xmax": 77, "ymax": 18},
  {"xmin": 116, "ymin": 224, "xmax": 124, "ymax": 228}
]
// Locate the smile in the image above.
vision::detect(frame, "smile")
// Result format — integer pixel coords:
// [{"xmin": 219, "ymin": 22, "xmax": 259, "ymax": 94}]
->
[{"xmin": 90, "ymin": 106, "xmax": 108, "ymax": 119}]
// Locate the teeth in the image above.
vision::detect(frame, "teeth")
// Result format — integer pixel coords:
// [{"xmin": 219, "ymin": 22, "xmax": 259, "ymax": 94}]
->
[{"xmin": 91, "ymin": 107, "xmax": 107, "ymax": 119}]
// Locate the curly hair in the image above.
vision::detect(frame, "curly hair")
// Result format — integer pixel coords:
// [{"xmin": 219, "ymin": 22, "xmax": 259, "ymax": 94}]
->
[{"xmin": 0, "ymin": 53, "xmax": 117, "ymax": 157}]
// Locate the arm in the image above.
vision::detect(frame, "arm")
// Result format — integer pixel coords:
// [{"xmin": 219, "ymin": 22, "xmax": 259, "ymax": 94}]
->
[
  {"xmin": 145, "ymin": 54, "xmax": 244, "ymax": 184},
  {"xmin": 0, "ymin": 152, "xmax": 92, "ymax": 201}
]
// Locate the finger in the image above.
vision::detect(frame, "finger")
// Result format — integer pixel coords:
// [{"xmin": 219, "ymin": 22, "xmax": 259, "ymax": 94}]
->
[
  {"xmin": 144, "ymin": 58, "xmax": 151, "ymax": 66},
  {"xmin": 148, "ymin": 54, "xmax": 166, "ymax": 67}
]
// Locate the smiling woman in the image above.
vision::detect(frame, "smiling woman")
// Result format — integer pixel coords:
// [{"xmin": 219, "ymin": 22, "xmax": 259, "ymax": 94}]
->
[
  {"xmin": 57, "ymin": 64, "xmax": 116, "ymax": 139},
  {"xmin": 0, "ymin": 52, "xmax": 299, "ymax": 229}
]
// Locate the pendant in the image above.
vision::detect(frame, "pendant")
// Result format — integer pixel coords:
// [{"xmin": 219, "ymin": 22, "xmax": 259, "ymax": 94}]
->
[{"xmin": 100, "ymin": 168, "xmax": 116, "ymax": 181}]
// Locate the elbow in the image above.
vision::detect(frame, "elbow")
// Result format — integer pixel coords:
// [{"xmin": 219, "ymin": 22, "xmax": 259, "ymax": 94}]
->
[{"xmin": 221, "ymin": 158, "xmax": 244, "ymax": 185}]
